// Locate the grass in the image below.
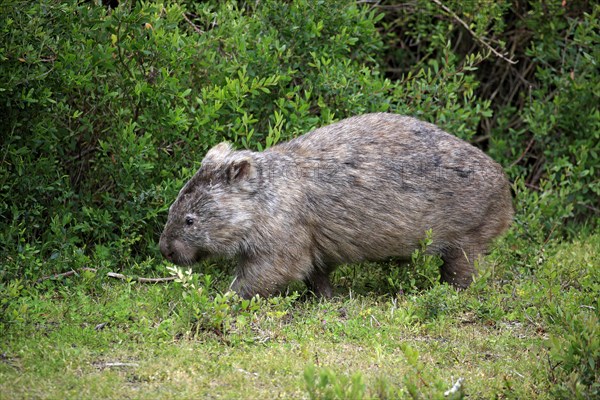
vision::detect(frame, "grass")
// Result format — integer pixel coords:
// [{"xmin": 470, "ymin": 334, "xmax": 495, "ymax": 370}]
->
[{"xmin": 1, "ymin": 233, "xmax": 598, "ymax": 399}]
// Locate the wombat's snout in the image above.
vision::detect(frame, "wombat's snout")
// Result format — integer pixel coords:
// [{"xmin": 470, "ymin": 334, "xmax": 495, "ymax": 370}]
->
[
  {"xmin": 158, "ymin": 235, "xmax": 174, "ymax": 261},
  {"xmin": 159, "ymin": 234, "xmax": 203, "ymax": 266}
]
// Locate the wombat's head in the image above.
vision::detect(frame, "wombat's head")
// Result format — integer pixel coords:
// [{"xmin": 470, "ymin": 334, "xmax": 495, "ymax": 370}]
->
[{"xmin": 159, "ymin": 142, "xmax": 259, "ymax": 266}]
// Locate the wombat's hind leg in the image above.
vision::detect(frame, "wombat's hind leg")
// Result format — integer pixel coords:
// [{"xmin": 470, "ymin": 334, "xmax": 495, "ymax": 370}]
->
[
  {"xmin": 304, "ymin": 268, "xmax": 333, "ymax": 298},
  {"xmin": 440, "ymin": 247, "xmax": 476, "ymax": 289}
]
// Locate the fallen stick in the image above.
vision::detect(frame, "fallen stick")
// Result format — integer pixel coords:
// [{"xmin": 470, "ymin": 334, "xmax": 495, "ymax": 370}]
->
[
  {"xmin": 37, "ymin": 268, "xmax": 176, "ymax": 283},
  {"xmin": 107, "ymin": 272, "xmax": 176, "ymax": 283},
  {"xmin": 93, "ymin": 362, "xmax": 139, "ymax": 369},
  {"xmin": 37, "ymin": 267, "xmax": 97, "ymax": 282},
  {"xmin": 444, "ymin": 377, "xmax": 464, "ymax": 397}
]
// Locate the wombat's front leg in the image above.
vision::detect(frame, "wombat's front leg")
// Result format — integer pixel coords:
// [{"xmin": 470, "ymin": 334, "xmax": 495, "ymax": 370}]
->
[
  {"xmin": 228, "ymin": 275, "xmax": 254, "ymax": 299},
  {"xmin": 231, "ymin": 254, "xmax": 314, "ymax": 299},
  {"xmin": 229, "ymin": 270, "xmax": 281, "ymax": 299}
]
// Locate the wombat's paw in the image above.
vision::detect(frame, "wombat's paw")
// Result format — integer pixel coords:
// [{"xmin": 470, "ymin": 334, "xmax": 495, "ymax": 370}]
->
[
  {"xmin": 440, "ymin": 272, "xmax": 474, "ymax": 290},
  {"xmin": 229, "ymin": 276, "xmax": 253, "ymax": 299},
  {"xmin": 440, "ymin": 248, "xmax": 478, "ymax": 289},
  {"xmin": 304, "ymin": 270, "xmax": 334, "ymax": 298}
]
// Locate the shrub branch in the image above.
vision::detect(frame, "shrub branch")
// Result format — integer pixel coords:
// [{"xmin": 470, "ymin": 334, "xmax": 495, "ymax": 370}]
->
[
  {"xmin": 182, "ymin": 13, "xmax": 204, "ymax": 34},
  {"xmin": 431, "ymin": 0, "xmax": 517, "ymax": 65}
]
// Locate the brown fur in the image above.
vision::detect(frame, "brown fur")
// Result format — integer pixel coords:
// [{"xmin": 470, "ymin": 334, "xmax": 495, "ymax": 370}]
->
[{"xmin": 159, "ymin": 113, "xmax": 513, "ymax": 298}]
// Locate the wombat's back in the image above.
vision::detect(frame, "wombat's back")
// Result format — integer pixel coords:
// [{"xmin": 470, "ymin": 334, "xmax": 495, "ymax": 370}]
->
[{"xmin": 266, "ymin": 113, "xmax": 513, "ymax": 264}]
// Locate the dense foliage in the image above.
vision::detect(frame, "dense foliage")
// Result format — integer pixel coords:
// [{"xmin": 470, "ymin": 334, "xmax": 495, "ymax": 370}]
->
[
  {"xmin": 1, "ymin": 1, "xmax": 598, "ymax": 397},
  {"xmin": 1, "ymin": 0, "xmax": 597, "ymax": 280}
]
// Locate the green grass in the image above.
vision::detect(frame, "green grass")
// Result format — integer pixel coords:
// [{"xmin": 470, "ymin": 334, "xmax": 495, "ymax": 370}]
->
[{"xmin": 1, "ymin": 233, "xmax": 598, "ymax": 399}]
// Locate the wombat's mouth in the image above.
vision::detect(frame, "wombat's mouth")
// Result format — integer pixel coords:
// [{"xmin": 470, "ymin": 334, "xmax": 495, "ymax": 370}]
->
[
  {"xmin": 169, "ymin": 250, "xmax": 209, "ymax": 266},
  {"xmin": 160, "ymin": 238, "xmax": 210, "ymax": 266}
]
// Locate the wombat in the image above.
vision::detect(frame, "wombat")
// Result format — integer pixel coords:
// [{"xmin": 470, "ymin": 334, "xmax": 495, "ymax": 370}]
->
[{"xmin": 159, "ymin": 113, "xmax": 513, "ymax": 298}]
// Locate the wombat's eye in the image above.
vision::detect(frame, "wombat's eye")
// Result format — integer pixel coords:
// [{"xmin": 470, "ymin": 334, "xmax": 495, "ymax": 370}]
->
[{"xmin": 185, "ymin": 217, "xmax": 194, "ymax": 226}]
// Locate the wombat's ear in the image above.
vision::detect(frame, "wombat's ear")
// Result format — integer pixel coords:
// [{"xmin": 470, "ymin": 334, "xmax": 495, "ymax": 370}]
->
[
  {"xmin": 226, "ymin": 157, "xmax": 256, "ymax": 183},
  {"xmin": 204, "ymin": 142, "xmax": 232, "ymax": 162}
]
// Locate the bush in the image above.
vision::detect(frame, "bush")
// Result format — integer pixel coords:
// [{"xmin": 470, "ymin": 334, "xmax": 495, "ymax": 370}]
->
[
  {"xmin": 0, "ymin": 0, "xmax": 492, "ymax": 281},
  {"xmin": 1, "ymin": 0, "xmax": 597, "ymax": 283}
]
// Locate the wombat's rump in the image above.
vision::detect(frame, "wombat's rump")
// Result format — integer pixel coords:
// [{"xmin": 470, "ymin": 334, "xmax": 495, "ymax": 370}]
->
[{"xmin": 159, "ymin": 113, "xmax": 513, "ymax": 298}]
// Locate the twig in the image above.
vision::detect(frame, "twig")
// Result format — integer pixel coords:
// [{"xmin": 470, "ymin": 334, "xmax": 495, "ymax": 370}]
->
[
  {"xmin": 431, "ymin": 0, "xmax": 517, "ymax": 65},
  {"xmin": 527, "ymin": 156, "xmax": 546, "ymax": 187},
  {"xmin": 579, "ymin": 203, "xmax": 600, "ymax": 214},
  {"xmin": 95, "ymin": 322, "xmax": 108, "ymax": 331},
  {"xmin": 93, "ymin": 362, "xmax": 139, "ymax": 369},
  {"xmin": 236, "ymin": 368, "xmax": 259, "ymax": 377},
  {"xmin": 107, "ymin": 272, "xmax": 176, "ymax": 283},
  {"xmin": 37, "ymin": 268, "xmax": 176, "ymax": 283},
  {"xmin": 444, "ymin": 377, "xmax": 464, "ymax": 396},
  {"xmin": 182, "ymin": 13, "xmax": 204, "ymax": 34},
  {"xmin": 509, "ymin": 137, "xmax": 535, "ymax": 168},
  {"xmin": 472, "ymin": 134, "xmax": 491, "ymax": 144},
  {"xmin": 524, "ymin": 182, "xmax": 540, "ymax": 190},
  {"xmin": 114, "ymin": 17, "xmax": 136, "ymax": 81},
  {"xmin": 418, "ymin": 372, "xmax": 430, "ymax": 387},
  {"xmin": 37, "ymin": 268, "xmax": 97, "ymax": 282},
  {"xmin": 533, "ymin": 222, "xmax": 559, "ymax": 261},
  {"xmin": 510, "ymin": 370, "xmax": 525, "ymax": 379}
]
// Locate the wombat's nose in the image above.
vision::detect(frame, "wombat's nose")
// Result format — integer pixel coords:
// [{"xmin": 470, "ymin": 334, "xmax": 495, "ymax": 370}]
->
[
  {"xmin": 159, "ymin": 237, "xmax": 173, "ymax": 261},
  {"xmin": 162, "ymin": 248, "xmax": 175, "ymax": 262},
  {"xmin": 162, "ymin": 249, "xmax": 174, "ymax": 261}
]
